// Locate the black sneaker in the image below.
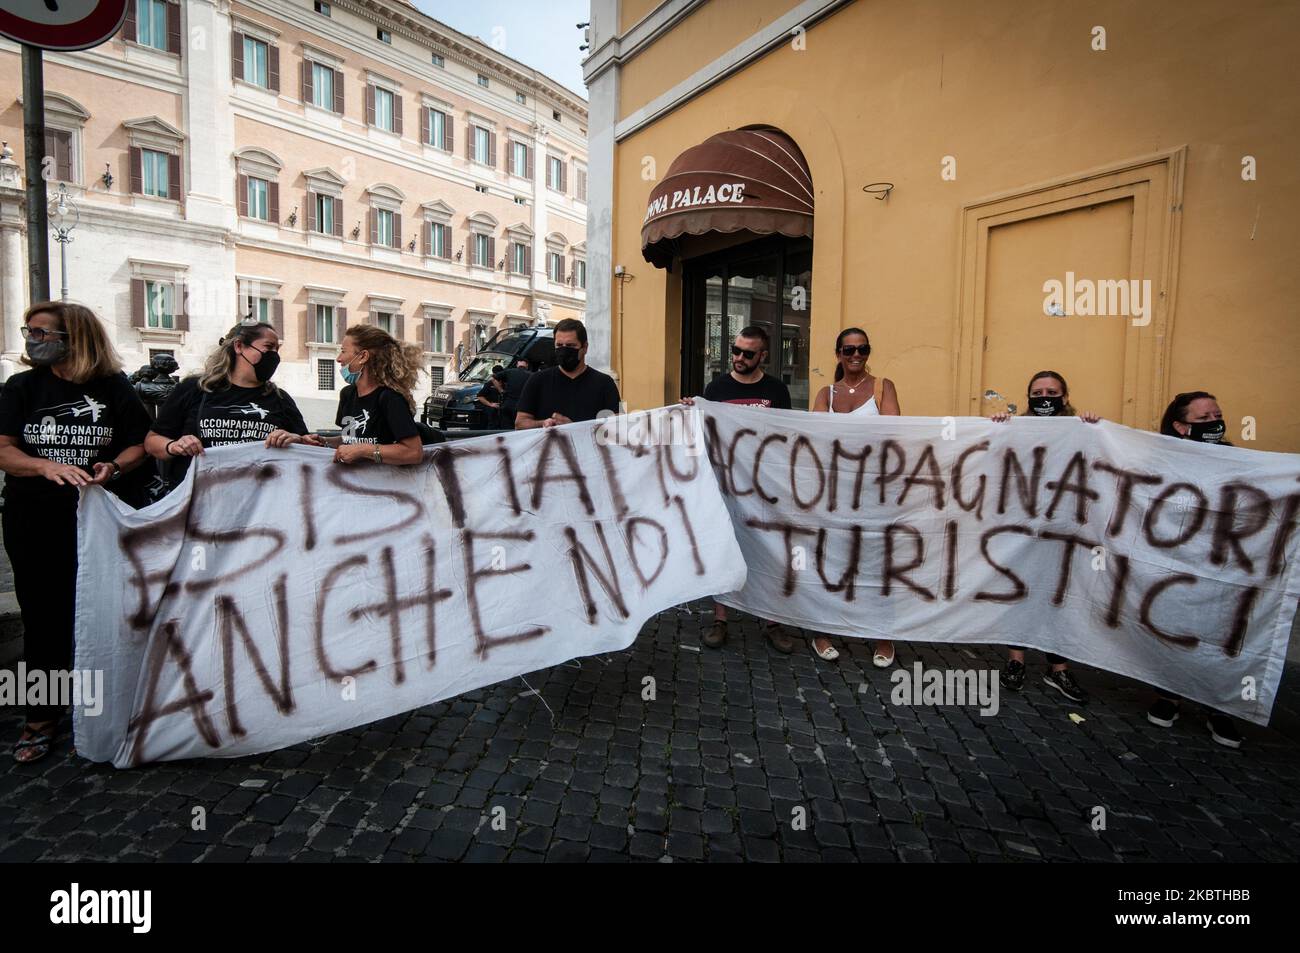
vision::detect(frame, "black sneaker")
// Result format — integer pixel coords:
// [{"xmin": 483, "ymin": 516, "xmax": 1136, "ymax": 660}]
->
[
  {"xmin": 1043, "ymin": 669, "xmax": 1089, "ymax": 704},
  {"xmin": 1000, "ymin": 659, "xmax": 1025, "ymax": 692},
  {"xmin": 1207, "ymin": 715, "xmax": 1243, "ymax": 749},
  {"xmin": 1146, "ymin": 698, "xmax": 1180, "ymax": 727},
  {"xmin": 702, "ymin": 619, "xmax": 727, "ymax": 649}
]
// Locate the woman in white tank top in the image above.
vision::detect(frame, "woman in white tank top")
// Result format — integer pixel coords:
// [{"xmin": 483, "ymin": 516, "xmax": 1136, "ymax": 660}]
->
[{"xmin": 809, "ymin": 328, "xmax": 901, "ymax": 667}]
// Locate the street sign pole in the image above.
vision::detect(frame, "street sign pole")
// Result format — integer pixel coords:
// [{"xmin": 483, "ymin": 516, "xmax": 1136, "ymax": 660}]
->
[{"xmin": 21, "ymin": 43, "xmax": 49, "ymax": 306}]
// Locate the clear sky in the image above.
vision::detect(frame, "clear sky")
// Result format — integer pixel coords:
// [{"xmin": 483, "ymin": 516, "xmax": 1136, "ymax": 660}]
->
[{"xmin": 414, "ymin": 1, "xmax": 591, "ymax": 100}]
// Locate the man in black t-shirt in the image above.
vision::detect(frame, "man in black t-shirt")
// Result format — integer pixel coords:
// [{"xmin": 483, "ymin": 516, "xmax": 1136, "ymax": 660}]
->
[
  {"xmin": 515, "ymin": 319, "xmax": 620, "ymax": 428},
  {"xmin": 499, "ymin": 360, "xmax": 530, "ymax": 429},
  {"xmin": 686, "ymin": 325, "xmax": 797, "ymax": 654}
]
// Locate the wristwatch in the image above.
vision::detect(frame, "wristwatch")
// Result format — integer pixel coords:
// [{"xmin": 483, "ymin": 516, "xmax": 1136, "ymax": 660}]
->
[
  {"xmin": 108, "ymin": 460, "xmax": 122, "ymax": 481},
  {"xmin": 373, "ymin": 446, "xmax": 383, "ymax": 464}
]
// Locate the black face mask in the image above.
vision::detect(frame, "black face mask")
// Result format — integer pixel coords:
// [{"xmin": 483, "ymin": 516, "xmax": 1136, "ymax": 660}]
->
[
  {"xmin": 556, "ymin": 346, "xmax": 581, "ymax": 372},
  {"xmin": 1187, "ymin": 419, "xmax": 1226, "ymax": 444},
  {"xmin": 26, "ymin": 338, "xmax": 68, "ymax": 366},
  {"xmin": 1028, "ymin": 395, "xmax": 1066, "ymax": 416},
  {"xmin": 243, "ymin": 347, "xmax": 280, "ymax": 383}
]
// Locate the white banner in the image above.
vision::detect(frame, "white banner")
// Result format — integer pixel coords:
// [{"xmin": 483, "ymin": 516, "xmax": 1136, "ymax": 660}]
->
[
  {"xmin": 698, "ymin": 401, "xmax": 1300, "ymax": 725},
  {"xmin": 74, "ymin": 405, "xmax": 743, "ymax": 767}
]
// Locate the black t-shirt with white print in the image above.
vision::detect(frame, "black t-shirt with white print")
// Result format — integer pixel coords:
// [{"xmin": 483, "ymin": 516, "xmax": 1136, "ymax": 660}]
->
[
  {"xmin": 152, "ymin": 376, "xmax": 308, "ymax": 478},
  {"xmin": 0, "ymin": 366, "xmax": 151, "ymax": 503},
  {"xmin": 153, "ymin": 377, "xmax": 309, "ymax": 448},
  {"xmin": 335, "ymin": 384, "xmax": 419, "ymax": 446}
]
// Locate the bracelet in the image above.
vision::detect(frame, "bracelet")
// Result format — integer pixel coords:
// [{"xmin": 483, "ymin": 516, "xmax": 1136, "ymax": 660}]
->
[
  {"xmin": 108, "ymin": 461, "xmax": 122, "ymax": 481},
  {"xmin": 165, "ymin": 440, "xmax": 178, "ymax": 457}
]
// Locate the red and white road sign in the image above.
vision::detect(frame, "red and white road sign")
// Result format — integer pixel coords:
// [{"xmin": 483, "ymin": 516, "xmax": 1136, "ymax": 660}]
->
[{"xmin": 0, "ymin": 0, "xmax": 130, "ymax": 52}]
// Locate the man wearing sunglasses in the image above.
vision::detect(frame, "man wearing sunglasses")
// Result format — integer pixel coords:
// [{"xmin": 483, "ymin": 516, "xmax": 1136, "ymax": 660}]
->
[
  {"xmin": 703, "ymin": 326, "xmax": 793, "ymax": 409},
  {"xmin": 515, "ymin": 318, "xmax": 620, "ymax": 429},
  {"xmin": 682, "ymin": 325, "xmax": 797, "ymax": 653}
]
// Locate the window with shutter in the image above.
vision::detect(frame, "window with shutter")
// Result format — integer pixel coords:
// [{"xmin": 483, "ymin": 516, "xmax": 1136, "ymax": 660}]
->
[
  {"xmin": 241, "ymin": 35, "xmax": 268, "ymax": 87},
  {"xmin": 44, "ymin": 129, "xmax": 73, "ymax": 183},
  {"xmin": 166, "ymin": 0, "xmax": 181, "ymax": 55},
  {"xmin": 269, "ymin": 46, "xmax": 280, "ymax": 93},
  {"xmin": 141, "ymin": 149, "xmax": 169, "ymax": 198},
  {"xmin": 135, "ymin": 0, "xmax": 170, "ymax": 51}
]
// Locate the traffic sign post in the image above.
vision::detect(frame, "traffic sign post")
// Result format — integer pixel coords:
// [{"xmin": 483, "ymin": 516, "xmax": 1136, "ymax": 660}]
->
[
  {"xmin": 22, "ymin": 45, "xmax": 49, "ymax": 305},
  {"xmin": 0, "ymin": 1, "xmax": 131, "ymax": 307}
]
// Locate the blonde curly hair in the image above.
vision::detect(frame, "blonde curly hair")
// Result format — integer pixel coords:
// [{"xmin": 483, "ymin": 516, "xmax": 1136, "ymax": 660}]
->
[{"xmin": 344, "ymin": 324, "xmax": 423, "ymax": 412}]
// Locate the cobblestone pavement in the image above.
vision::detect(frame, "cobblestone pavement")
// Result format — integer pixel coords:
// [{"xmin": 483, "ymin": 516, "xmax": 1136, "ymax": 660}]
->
[{"xmin": 2, "ymin": 604, "xmax": 1298, "ymax": 863}]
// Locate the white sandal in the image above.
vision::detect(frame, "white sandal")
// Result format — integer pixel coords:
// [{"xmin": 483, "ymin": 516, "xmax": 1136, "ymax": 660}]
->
[
  {"xmin": 811, "ymin": 638, "xmax": 840, "ymax": 662},
  {"xmin": 873, "ymin": 643, "xmax": 895, "ymax": 668}
]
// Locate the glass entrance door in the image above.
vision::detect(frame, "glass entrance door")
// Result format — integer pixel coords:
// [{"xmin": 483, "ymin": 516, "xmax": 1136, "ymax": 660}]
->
[{"xmin": 681, "ymin": 237, "xmax": 811, "ymax": 403}]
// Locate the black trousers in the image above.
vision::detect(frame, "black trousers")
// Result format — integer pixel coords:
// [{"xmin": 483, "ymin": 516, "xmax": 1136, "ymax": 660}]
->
[
  {"xmin": 2, "ymin": 497, "xmax": 78, "ymax": 724},
  {"xmin": 1010, "ymin": 646, "xmax": 1067, "ymax": 666}
]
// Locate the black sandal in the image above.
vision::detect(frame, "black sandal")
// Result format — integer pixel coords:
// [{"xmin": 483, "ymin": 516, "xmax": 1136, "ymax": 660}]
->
[{"xmin": 12, "ymin": 723, "xmax": 57, "ymax": 764}]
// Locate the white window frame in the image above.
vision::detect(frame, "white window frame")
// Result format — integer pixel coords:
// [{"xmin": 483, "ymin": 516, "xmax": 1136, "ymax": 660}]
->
[
  {"xmin": 472, "ymin": 125, "xmax": 491, "ymax": 166},
  {"xmin": 242, "ymin": 34, "xmax": 269, "ymax": 87},
  {"xmin": 141, "ymin": 148, "xmax": 169, "ymax": 198},
  {"xmin": 373, "ymin": 86, "xmax": 395, "ymax": 132},
  {"xmin": 311, "ymin": 61, "xmax": 335, "ymax": 110},
  {"xmin": 510, "ymin": 140, "xmax": 528, "ymax": 178},
  {"xmin": 315, "ymin": 303, "xmax": 336, "ymax": 344},
  {"xmin": 136, "ymin": 0, "xmax": 170, "ymax": 52},
  {"xmin": 246, "ymin": 176, "xmax": 268, "ymax": 220},
  {"xmin": 144, "ymin": 278, "xmax": 175, "ymax": 329},
  {"xmin": 422, "ymin": 303, "xmax": 453, "ymax": 354},
  {"xmin": 376, "ymin": 207, "xmax": 394, "ymax": 247}
]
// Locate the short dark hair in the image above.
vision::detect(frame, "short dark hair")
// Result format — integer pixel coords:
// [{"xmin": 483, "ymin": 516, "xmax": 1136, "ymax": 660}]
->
[
  {"xmin": 737, "ymin": 325, "xmax": 770, "ymax": 350},
  {"xmin": 554, "ymin": 318, "xmax": 587, "ymax": 345}
]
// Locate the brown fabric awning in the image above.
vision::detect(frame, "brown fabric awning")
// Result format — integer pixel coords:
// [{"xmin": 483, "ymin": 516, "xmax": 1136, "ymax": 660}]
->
[{"xmin": 641, "ymin": 128, "xmax": 813, "ymax": 269}]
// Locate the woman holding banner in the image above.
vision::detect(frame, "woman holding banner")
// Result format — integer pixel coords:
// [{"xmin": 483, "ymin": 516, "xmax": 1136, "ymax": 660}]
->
[
  {"xmin": 1146, "ymin": 391, "xmax": 1243, "ymax": 749},
  {"xmin": 144, "ymin": 321, "xmax": 311, "ymax": 476},
  {"xmin": 810, "ymin": 328, "xmax": 901, "ymax": 666},
  {"xmin": 301, "ymin": 325, "xmax": 424, "ymax": 465},
  {"xmin": 990, "ymin": 370, "xmax": 1099, "ymax": 704},
  {"xmin": 0, "ymin": 302, "xmax": 152, "ymax": 763}
]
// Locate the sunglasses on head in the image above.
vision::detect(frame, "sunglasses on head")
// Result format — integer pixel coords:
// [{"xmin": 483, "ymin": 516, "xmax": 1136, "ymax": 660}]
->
[
  {"xmin": 838, "ymin": 345, "xmax": 869, "ymax": 356},
  {"xmin": 731, "ymin": 346, "xmax": 760, "ymax": 360}
]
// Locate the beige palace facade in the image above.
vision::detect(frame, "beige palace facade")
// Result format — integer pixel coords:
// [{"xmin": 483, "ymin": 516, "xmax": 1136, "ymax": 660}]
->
[
  {"xmin": 582, "ymin": 0, "xmax": 1300, "ymax": 453},
  {"xmin": 0, "ymin": 0, "xmax": 588, "ymax": 426}
]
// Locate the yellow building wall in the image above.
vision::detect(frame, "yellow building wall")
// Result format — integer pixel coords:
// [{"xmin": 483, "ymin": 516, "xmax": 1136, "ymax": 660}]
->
[
  {"xmin": 618, "ymin": 0, "xmax": 798, "ymax": 119},
  {"xmin": 609, "ymin": 0, "xmax": 1300, "ymax": 453}
]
